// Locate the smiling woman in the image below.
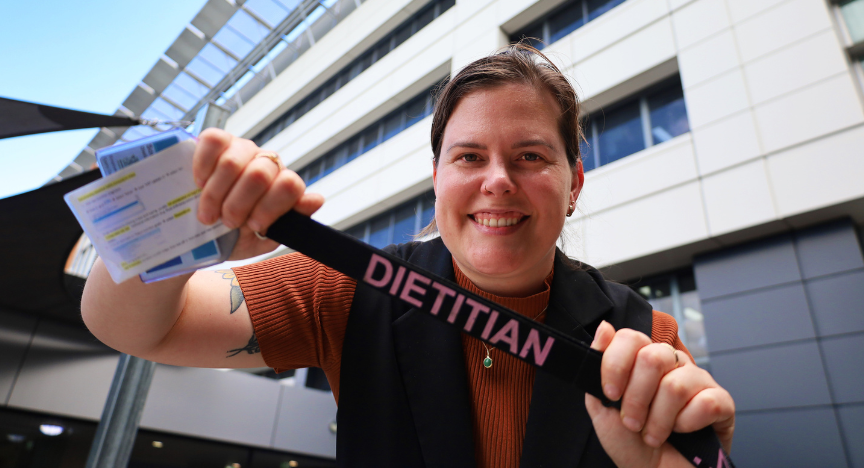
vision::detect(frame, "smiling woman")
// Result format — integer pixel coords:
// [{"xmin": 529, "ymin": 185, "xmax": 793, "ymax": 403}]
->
[
  {"xmin": 433, "ymin": 83, "xmax": 581, "ymax": 297},
  {"xmin": 81, "ymin": 44, "xmax": 734, "ymax": 468}
]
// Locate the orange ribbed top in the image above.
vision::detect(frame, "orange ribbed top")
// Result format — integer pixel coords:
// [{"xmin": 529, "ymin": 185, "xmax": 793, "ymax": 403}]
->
[{"xmin": 233, "ymin": 252, "xmax": 690, "ymax": 467}]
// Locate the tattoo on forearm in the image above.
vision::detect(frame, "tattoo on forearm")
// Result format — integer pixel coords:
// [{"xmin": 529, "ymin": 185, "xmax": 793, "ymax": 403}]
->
[
  {"xmin": 216, "ymin": 269, "xmax": 245, "ymax": 314},
  {"xmin": 227, "ymin": 333, "xmax": 260, "ymax": 358}
]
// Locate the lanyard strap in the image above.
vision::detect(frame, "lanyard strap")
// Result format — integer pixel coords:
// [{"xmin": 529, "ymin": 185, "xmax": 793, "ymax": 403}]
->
[{"xmin": 266, "ymin": 211, "xmax": 734, "ymax": 468}]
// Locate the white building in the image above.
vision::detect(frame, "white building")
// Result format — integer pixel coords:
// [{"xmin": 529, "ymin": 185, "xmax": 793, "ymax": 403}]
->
[{"xmin": 4, "ymin": 0, "xmax": 864, "ymax": 465}]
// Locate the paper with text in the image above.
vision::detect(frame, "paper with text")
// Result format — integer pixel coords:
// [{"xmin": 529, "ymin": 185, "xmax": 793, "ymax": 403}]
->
[{"xmin": 64, "ymin": 140, "xmax": 232, "ymax": 283}]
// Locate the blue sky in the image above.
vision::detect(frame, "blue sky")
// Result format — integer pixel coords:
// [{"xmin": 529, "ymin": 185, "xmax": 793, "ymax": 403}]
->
[{"xmin": 0, "ymin": 0, "xmax": 208, "ymax": 199}]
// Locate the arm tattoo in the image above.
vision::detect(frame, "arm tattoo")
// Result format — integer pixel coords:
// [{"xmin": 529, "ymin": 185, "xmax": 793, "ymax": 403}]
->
[
  {"xmin": 215, "ymin": 269, "xmax": 245, "ymax": 314},
  {"xmin": 226, "ymin": 333, "xmax": 260, "ymax": 358}
]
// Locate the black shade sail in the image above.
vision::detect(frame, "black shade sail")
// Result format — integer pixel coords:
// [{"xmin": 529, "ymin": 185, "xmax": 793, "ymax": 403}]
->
[
  {"xmin": 0, "ymin": 169, "xmax": 102, "ymax": 323},
  {"xmin": 0, "ymin": 97, "xmax": 140, "ymax": 140}
]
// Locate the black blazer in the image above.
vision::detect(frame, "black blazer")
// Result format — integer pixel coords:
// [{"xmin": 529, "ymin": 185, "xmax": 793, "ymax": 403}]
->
[{"xmin": 336, "ymin": 238, "xmax": 653, "ymax": 467}]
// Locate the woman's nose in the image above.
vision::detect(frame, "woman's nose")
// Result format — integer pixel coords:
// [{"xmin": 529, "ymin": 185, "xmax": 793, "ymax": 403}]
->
[{"xmin": 482, "ymin": 159, "xmax": 517, "ymax": 195}]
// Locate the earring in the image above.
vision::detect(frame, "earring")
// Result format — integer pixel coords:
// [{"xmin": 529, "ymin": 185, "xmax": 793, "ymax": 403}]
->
[{"xmin": 566, "ymin": 201, "xmax": 575, "ymax": 217}]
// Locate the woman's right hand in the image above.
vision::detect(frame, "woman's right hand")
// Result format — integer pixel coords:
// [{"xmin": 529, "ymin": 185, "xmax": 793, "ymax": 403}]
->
[{"xmin": 193, "ymin": 128, "xmax": 325, "ymax": 261}]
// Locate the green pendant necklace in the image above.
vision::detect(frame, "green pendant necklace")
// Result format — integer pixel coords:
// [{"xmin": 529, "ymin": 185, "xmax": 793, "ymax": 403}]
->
[{"xmin": 481, "ymin": 306, "xmax": 547, "ymax": 369}]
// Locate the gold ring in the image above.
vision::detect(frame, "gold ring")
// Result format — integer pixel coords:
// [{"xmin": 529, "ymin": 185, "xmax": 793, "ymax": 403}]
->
[
  {"xmin": 256, "ymin": 151, "xmax": 283, "ymax": 169},
  {"xmin": 660, "ymin": 343, "xmax": 680, "ymax": 367},
  {"xmin": 254, "ymin": 231, "xmax": 268, "ymax": 241}
]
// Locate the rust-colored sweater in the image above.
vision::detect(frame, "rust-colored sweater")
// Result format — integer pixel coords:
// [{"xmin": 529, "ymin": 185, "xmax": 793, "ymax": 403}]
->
[{"xmin": 234, "ymin": 252, "xmax": 690, "ymax": 468}]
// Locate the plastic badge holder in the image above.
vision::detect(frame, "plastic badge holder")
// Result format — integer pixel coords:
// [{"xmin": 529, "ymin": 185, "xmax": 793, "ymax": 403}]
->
[{"xmin": 95, "ymin": 129, "xmax": 239, "ymax": 282}]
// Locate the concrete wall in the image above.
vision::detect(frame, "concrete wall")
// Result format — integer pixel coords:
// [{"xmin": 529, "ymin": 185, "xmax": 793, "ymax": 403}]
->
[
  {"xmin": 0, "ymin": 312, "xmax": 337, "ymax": 458},
  {"xmin": 694, "ymin": 219, "xmax": 864, "ymax": 467}
]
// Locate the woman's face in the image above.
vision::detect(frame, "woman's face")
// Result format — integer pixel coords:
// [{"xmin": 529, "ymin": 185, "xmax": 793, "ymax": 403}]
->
[{"xmin": 434, "ymin": 83, "xmax": 583, "ymax": 295}]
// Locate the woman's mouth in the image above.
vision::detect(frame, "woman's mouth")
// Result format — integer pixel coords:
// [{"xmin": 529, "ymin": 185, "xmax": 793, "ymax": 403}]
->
[{"xmin": 470, "ymin": 212, "xmax": 527, "ymax": 228}]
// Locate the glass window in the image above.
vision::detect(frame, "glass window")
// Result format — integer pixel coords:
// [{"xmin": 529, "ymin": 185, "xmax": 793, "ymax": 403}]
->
[
  {"xmin": 214, "ymin": 25, "xmax": 256, "ymax": 58},
  {"xmin": 517, "ymin": 22, "xmax": 546, "ymax": 49},
  {"xmin": 173, "ymin": 72, "xmax": 211, "ymax": 100},
  {"xmin": 405, "ymin": 97, "xmax": 426, "ymax": 127},
  {"xmin": 393, "ymin": 203, "xmax": 417, "ymax": 244},
  {"xmin": 648, "ymin": 85, "xmax": 689, "ymax": 144},
  {"xmin": 841, "ymin": 0, "xmax": 864, "ymax": 43},
  {"xmin": 633, "ymin": 270, "xmax": 709, "ymax": 367},
  {"xmin": 321, "ymin": 79, "xmax": 337, "ymax": 100},
  {"xmin": 383, "ymin": 112, "xmax": 404, "ymax": 141},
  {"xmin": 297, "ymin": 85, "xmax": 437, "ymax": 183},
  {"xmin": 343, "ymin": 190, "xmax": 435, "ymax": 246},
  {"xmin": 149, "ymin": 97, "xmax": 186, "ymax": 120},
  {"xmin": 416, "ymin": 5, "xmax": 436, "ymax": 31},
  {"xmin": 393, "ymin": 24, "xmax": 412, "ymax": 48},
  {"xmin": 549, "ymin": 2, "xmax": 584, "ymax": 44},
  {"xmin": 369, "ymin": 216, "xmax": 392, "ymax": 248},
  {"xmin": 587, "ymin": 0, "xmax": 626, "ymax": 21},
  {"xmin": 421, "ymin": 196, "xmax": 435, "ymax": 228},
  {"xmin": 438, "ymin": 0, "xmax": 456, "ymax": 14},
  {"xmin": 511, "ymin": 0, "xmax": 631, "ymax": 47},
  {"xmin": 321, "ymin": 152, "xmax": 339, "ymax": 178},
  {"xmin": 346, "ymin": 224, "xmax": 366, "ymax": 240},
  {"xmin": 244, "ymin": 0, "xmax": 291, "ymax": 25},
  {"xmin": 185, "ymin": 56, "xmax": 226, "ymax": 87},
  {"xmin": 306, "ymin": 160, "xmax": 324, "ymax": 184},
  {"xmin": 252, "ymin": 0, "xmax": 455, "ymax": 146},
  {"xmin": 359, "ymin": 53, "xmax": 374, "ymax": 73},
  {"xmin": 361, "ymin": 125, "xmax": 381, "ymax": 153},
  {"xmin": 345, "ymin": 137, "xmax": 362, "ymax": 163},
  {"xmin": 161, "ymin": 83, "xmax": 198, "ymax": 110},
  {"xmin": 579, "ymin": 132, "xmax": 595, "ymax": 172},
  {"xmin": 374, "ymin": 40, "xmax": 392, "ymax": 62},
  {"xmin": 597, "ymin": 102, "xmax": 644, "ymax": 166},
  {"xmin": 198, "ymin": 43, "xmax": 238, "ymax": 73}
]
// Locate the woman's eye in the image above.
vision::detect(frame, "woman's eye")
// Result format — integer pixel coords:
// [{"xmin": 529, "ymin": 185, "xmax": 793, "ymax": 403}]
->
[
  {"xmin": 462, "ymin": 153, "xmax": 479, "ymax": 162},
  {"xmin": 522, "ymin": 153, "xmax": 541, "ymax": 161}
]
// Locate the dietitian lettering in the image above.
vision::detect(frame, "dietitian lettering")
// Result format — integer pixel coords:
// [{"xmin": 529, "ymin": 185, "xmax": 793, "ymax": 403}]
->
[{"xmin": 363, "ymin": 254, "xmax": 555, "ymax": 367}]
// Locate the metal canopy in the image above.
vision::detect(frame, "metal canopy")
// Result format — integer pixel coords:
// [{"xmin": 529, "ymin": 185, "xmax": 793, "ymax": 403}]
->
[{"xmin": 51, "ymin": 0, "xmax": 361, "ymax": 185}]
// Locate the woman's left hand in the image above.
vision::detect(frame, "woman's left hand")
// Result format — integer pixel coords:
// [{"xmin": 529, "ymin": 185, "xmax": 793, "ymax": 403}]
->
[{"xmin": 584, "ymin": 321, "xmax": 735, "ymax": 468}]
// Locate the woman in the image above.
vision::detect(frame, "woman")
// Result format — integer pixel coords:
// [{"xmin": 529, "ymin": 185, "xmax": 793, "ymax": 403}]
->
[{"xmin": 82, "ymin": 44, "xmax": 734, "ymax": 467}]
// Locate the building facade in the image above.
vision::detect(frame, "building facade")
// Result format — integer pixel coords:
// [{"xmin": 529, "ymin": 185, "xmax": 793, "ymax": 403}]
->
[
  {"xmin": 227, "ymin": 0, "xmax": 864, "ymax": 464},
  {"xmin": 3, "ymin": 0, "xmax": 864, "ymax": 465}
]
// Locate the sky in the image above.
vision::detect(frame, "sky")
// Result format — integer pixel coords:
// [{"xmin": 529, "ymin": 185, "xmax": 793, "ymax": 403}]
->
[{"xmin": 0, "ymin": 0, "xmax": 209, "ymax": 199}]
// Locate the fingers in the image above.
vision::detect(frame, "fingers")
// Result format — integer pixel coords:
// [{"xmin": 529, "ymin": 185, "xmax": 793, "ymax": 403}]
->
[
  {"xmin": 198, "ymin": 137, "xmax": 260, "ymax": 225},
  {"xmin": 222, "ymin": 156, "xmax": 284, "ymax": 229},
  {"xmin": 599, "ymin": 326, "xmax": 652, "ymax": 402},
  {"xmin": 294, "ymin": 192, "xmax": 325, "ymax": 216},
  {"xmin": 675, "ymin": 386, "xmax": 736, "ymax": 453},
  {"xmin": 640, "ymin": 365, "xmax": 715, "ymax": 447},
  {"xmin": 245, "ymin": 170, "xmax": 306, "ymax": 232},
  {"xmin": 618, "ymin": 342, "xmax": 679, "ymax": 435},
  {"xmin": 193, "ymin": 128, "xmax": 231, "ymax": 188}
]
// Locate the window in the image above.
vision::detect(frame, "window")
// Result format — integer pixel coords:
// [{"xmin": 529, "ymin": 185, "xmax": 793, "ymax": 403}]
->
[
  {"xmin": 252, "ymin": 0, "xmax": 455, "ymax": 146},
  {"xmin": 632, "ymin": 270, "xmax": 710, "ymax": 368},
  {"xmin": 510, "ymin": 0, "xmax": 627, "ymax": 49},
  {"xmin": 297, "ymin": 86, "xmax": 437, "ymax": 184},
  {"xmin": 346, "ymin": 190, "xmax": 436, "ymax": 248},
  {"xmin": 580, "ymin": 77, "xmax": 690, "ymax": 171},
  {"xmin": 840, "ymin": 0, "xmax": 864, "ymax": 43}
]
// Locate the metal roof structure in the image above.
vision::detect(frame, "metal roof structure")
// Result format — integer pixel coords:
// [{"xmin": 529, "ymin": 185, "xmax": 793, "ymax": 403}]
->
[{"xmin": 52, "ymin": 0, "xmax": 363, "ymax": 182}]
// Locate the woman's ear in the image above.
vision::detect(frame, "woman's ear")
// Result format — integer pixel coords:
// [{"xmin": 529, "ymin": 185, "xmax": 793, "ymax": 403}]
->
[
  {"xmin": 571, "ymin": 159, "xmax": 584, "ymax": 201},
  {"xmin": 432, "ymin": 161, "xmax": 438, "ymax": 196}
]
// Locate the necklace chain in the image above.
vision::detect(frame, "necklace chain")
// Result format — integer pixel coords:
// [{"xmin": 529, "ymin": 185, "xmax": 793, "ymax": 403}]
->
[{"xmin": 482, "ymin": 306, "xmax": 547, "ymax": 369}]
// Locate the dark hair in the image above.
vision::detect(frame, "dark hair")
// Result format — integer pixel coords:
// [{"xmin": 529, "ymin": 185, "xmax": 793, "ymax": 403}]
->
[
  {"xmin": 431, "ymin": 42, "xmax": 583, "ymax": 168},
  {"xmin": 419, "ymin": 42, "xmax": 583, "ymax": 237}
]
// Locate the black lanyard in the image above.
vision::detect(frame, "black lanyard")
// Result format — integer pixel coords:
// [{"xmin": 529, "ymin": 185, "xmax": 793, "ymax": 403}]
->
[{"xmin": 266, "ymin": 211, "xmax": 734, "ymax": 468}]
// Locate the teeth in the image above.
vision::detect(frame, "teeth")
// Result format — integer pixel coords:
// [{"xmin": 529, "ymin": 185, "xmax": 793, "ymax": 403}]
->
[{"xmin": 478, "ymin": 217, "xmax": 520, "ymax": 227}]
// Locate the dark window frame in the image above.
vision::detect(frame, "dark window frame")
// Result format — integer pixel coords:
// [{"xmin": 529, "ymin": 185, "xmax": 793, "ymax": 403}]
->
[{"xmin": 580, "ymin": 76, "xmax": 690, "ymax": 171}]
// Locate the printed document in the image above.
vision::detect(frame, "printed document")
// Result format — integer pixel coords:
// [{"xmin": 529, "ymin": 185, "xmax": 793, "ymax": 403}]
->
[{"xmin": 65, "ymin": 140, "xmax": 232, "ymax": 283}]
